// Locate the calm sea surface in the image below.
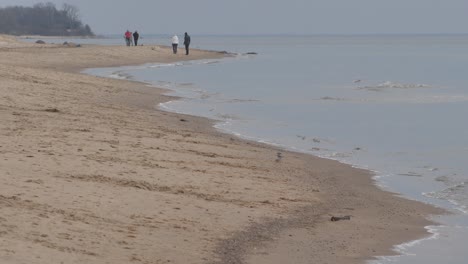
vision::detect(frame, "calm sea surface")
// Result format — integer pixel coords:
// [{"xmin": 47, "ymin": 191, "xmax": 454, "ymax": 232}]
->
[{"xmin": 41, "ymin": 34, "xmax": 468, "ymax": 263}]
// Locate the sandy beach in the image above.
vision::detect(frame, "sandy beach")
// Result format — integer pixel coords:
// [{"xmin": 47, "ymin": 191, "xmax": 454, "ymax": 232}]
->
[{"xmin": 0, "ymin": 35, "xmax": 443, "ymax": 264}]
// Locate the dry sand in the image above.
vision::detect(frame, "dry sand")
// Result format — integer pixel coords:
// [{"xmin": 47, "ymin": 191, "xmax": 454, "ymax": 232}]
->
[{"xmin": 0, "ymin": 35, "xmax": 443, "ymax": 264}]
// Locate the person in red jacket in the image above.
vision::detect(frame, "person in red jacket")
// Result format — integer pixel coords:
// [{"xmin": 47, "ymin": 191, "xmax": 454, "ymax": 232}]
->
[{"xmin": 124, "ymin": 30, "xmax": 132, "ymax": 46}]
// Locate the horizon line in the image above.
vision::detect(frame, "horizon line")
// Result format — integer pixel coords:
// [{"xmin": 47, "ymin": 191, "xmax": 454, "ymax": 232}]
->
[{"xmin": 96, "ymin": 32, "xmax": 468, "ymax": 37}]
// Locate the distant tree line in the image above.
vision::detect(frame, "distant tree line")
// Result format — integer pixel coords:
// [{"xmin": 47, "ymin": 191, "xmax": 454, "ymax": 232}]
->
[{"xmin": 0, "ymin": 2, "xmax": 94, "ymax": 36}]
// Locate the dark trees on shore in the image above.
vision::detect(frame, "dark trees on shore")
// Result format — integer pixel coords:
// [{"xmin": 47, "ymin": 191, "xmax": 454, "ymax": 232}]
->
[{"xmin": 0, "ymin": 2, "xmax": 94, "ymax": 36}]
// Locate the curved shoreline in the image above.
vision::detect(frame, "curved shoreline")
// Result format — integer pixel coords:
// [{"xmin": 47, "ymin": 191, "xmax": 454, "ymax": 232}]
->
[
  {"xmin": 88, "ymin": 57, "xmax": 448, "ymax": 263},
  {"xmin": 0, "ymin": 35, "xmax": 444, "ymax": 264}
]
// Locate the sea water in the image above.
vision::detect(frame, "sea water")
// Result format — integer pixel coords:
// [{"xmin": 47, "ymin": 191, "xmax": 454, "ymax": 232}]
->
[{"xmin": 77, "ymin": 34, "xmax": 468, "ymax": 263}]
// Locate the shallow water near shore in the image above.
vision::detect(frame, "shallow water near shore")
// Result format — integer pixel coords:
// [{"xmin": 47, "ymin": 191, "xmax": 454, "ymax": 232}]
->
[{"xmin": 81, "ymin": 34, "xmax": 468, "ymax": 263}]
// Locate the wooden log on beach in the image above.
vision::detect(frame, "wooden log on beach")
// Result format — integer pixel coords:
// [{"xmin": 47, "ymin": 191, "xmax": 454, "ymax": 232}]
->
[{"xmin": 330, "ymin": 215, "xmax": 351, "ymax": 222}]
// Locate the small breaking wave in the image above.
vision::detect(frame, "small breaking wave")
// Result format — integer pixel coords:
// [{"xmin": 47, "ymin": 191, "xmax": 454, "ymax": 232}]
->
[
  {"xmin": 146, "ymin": 57, "xmax": 234, "ymax": 69},
  {"xmin": 425, "ymin": 181, "xmax": 468, "ymax": 214},
  {"xmin": 109, "ymin": 71, "xmax": 132, "ymax": 80},
  {"xmin": 148, "ymin": 62, "xmax": 184, "ymax": 68},
  {"xmin": 370, "ymin": 225, "xmax": 441, "ymax": 264},
  {"xmin": 215, "ymin": 113, "xmax": 243, "ymax": 120},
  {"xmin": 358, "ymin": 81, "xmax": 431, "ymax": 91},
  {"xmin": 320, "ymin": 96, "xmax": 347, "ymax": 101},
  {"xmin": 226, "ymin": 98, "xmax": 260, "ymax": 103}
]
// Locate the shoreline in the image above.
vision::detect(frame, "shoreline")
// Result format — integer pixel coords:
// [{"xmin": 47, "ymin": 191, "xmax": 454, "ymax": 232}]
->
[{"xmin": 0, "ymin": 35, "xmax": 444, "ymax": 264}]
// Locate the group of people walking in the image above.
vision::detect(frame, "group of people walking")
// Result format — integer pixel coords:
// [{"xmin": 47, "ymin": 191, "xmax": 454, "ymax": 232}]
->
[
  {"xmin": 123, "ymin": 30, "xmax": 191, "ymax": 55},
  {"xmin": 171, "ymin": 32, "xmax": 191, "ymax": 55},
  {"xmin": 124, "ymin": 30, "xmax": 139, "ymax": 46}
]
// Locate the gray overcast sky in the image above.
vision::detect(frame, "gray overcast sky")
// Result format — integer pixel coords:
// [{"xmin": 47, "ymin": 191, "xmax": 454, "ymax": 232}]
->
[{"xmin": 1, "ymin": 0, "xmax": 468, "ymax": 35}]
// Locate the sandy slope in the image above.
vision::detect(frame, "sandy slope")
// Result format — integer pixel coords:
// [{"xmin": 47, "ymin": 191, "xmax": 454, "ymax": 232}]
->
[{"xmin": 0, "ymin": 36, "xmax": 442, "ymax": 264}]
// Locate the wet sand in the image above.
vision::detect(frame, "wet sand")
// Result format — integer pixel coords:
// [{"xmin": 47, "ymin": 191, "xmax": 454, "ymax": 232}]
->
[{"xmin": 0, "ymin": 35, "xmax": 443, "ymax": 264}]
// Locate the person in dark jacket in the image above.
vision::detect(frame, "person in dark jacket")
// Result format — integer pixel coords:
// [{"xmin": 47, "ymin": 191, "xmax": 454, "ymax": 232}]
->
[
  {"xmin": 133, "ymin": 31, "xmax": 140, "ymax": 46},
  {"xmin": 183, "ymin": 32, "xmax": 191, "ymax": 55}
]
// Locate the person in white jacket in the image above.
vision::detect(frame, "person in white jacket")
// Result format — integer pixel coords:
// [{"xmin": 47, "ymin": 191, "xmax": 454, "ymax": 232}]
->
[{"xmin": 171, "ymin": 34, "xmax": 179, "ymax": 54}]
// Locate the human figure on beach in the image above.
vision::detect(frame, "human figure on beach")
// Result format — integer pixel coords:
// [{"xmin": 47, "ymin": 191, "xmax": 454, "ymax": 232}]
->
[
  {"xmin": 184, "ymin": 32, "xmax": 191, "ymax": 55},
  {"xmin": 171, "ymin": 34, "xmax": 179, "ymax": 54},
  {"xmin": 133, "ymin": 31, "xmax": 140, "ymax": 46},
  {"xmin": 124, "ymin": 30, "xmax": 132, "ymax": 46}
]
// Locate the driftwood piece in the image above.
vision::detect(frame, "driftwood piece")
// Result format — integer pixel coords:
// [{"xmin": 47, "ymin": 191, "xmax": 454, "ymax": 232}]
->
[
  {"xmin": 330, "ymin": 215, "xmax": 351, "ymax": 222},
  {"xmin": 44, "ymin": 108, "xmax": 60, "ymax": 113}
]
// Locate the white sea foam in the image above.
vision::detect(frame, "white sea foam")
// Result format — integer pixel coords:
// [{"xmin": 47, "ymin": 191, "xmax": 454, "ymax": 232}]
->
[
  {"xmin": 158, "ymin": 101, "xmax": 193, "ymax": 116},
  {"xmin": 358, "ymin": 81, "xmax": 431, "ymax": 91},
  {"xmin": 108, "ymin": 71, "xmax": 133, "ymax": 80},
  {"xmin": 424, "ymin": 182, "xmax": 468, "ymax": 214},
  {"xmin": 146, "ymin": 58, "xmax": 227, "ymax": 69},
  {"xmin": 369, "ymin": 225, "xmax": 441, "ymax": 264}
]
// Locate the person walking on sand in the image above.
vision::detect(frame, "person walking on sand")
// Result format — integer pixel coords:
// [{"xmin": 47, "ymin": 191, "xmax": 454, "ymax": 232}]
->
[
  {"xmin": 171, "ymin": 34, "xmax": 179, "ymax": 54},
  {"xmin": 133, "ymin": 31, "xmax": 140, "ymax": 46},
  {"xmin": 184, "ymin": 32, "xmax": 191, "ymax": 55},
  {"xmin": 129, "ymin": 31, "xmax": 134, "ymax": 46},
  {"xmin": 124, "ymin": 30, "xmax": 132, "ymax": 46}
]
